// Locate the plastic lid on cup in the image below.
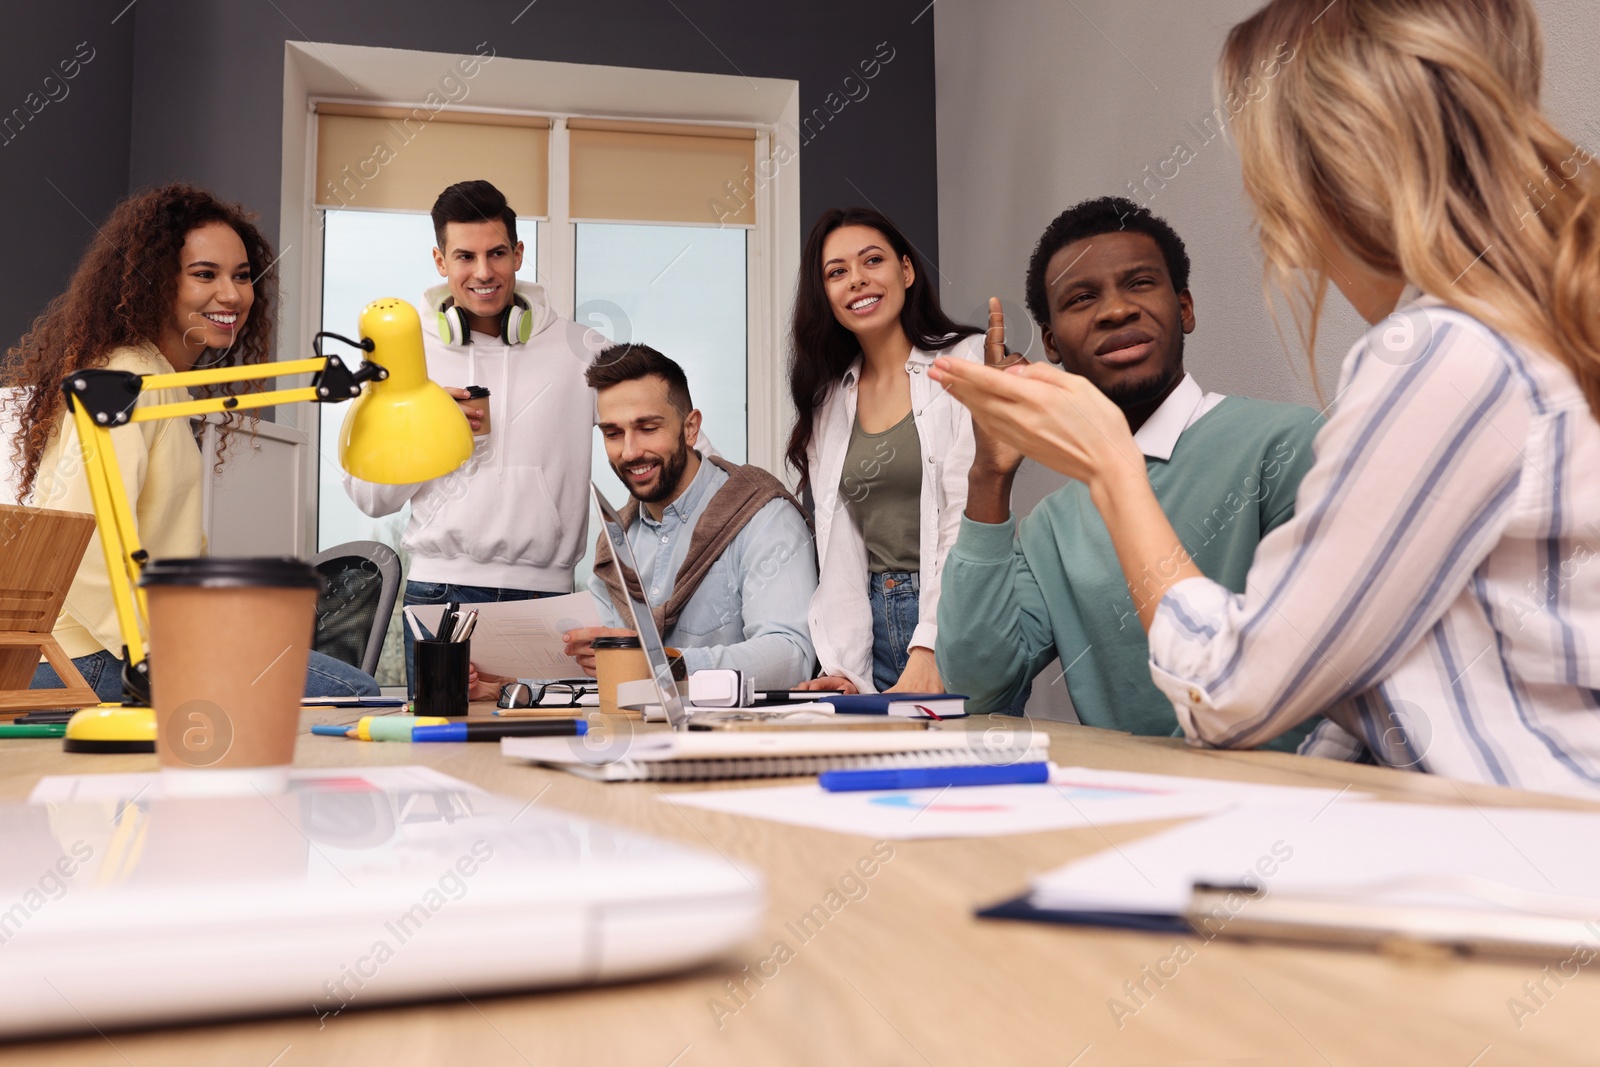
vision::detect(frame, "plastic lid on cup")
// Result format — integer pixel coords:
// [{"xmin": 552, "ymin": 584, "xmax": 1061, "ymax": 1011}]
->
[
  {"xmin": 139, "ymin": 557, "xmax": 325, "ymax": 591},
  {"xmin": 591, "ymin": 636, "xmax": 642, "ymax": 650}
]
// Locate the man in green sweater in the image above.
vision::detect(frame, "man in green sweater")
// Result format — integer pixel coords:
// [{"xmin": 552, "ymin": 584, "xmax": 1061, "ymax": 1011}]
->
[{"xmin": 937, "ymin": 197, "xmax": 1322, "ymax": 750}]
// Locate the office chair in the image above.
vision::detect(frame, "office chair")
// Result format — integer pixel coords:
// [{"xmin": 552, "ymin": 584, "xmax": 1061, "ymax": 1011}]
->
[{"xmin": 309, "ymin": 541, "xmax": 401, "ymax": 677}]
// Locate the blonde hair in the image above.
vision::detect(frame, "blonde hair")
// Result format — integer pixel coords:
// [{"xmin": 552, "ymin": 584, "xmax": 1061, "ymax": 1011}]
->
[{"xmin": 1222, "ymin": 0, "xmax": 1600, "ymax": 417}]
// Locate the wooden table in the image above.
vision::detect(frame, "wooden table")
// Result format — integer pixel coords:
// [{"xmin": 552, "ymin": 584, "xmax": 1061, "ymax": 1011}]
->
[{"xmin": 3, "ymin": 709, "xmax": 1598, "ymax": 1066}]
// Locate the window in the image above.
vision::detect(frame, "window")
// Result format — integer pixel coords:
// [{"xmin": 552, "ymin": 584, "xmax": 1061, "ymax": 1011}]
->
[
  {"xmin": 317, "ymin": 209, "xmax": 541, "ymax": 551},
  {"xmin": 295, "ymin": 56, "xmax": 797, "ymax": 686},
  {"xmin": 317, "ymin": 210, "xmax": 541, "ymax": 685},
  {"xmin": 575, "ymin": 222, "xmax": 747, "ymax": 499}
]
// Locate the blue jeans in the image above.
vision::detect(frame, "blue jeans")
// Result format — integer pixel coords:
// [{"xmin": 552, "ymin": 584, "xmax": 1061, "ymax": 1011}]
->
[
  {"xmin": 31, "ymin": 647, "xmax": 380, "ymax": 703},
  {"xmin": 403, "ymin": 581, "xmax": 557, "ymax": 697},
  {"xmin": 868, "ymin": 571, "xmax": 920, "ymax": 693}
]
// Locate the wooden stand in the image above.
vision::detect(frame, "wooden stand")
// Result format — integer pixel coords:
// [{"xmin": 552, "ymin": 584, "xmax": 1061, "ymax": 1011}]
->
[{"xmin": 0, "ymin": 504, "xmax": 100, "ymax": 715}]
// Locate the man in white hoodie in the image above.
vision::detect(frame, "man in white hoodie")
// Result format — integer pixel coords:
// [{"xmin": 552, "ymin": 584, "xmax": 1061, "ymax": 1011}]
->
[{"xmin": 343, "ymin": 180, "xmax": 606, "ymax": 692}]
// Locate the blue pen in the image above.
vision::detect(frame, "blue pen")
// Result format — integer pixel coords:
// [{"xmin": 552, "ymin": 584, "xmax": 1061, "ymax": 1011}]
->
[
  {"xmin": 411, "ymin": 720, "xmax": 588, "ymax": 742},
  {"xmin": 819, "ymin": 762, "xmax": 1050, "ymax": 793}
]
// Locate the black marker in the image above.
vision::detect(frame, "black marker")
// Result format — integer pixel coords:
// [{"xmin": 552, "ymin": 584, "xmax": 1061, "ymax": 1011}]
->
[{"xmin": 411, "ymin": 720, "xmax": 587, "ymax": 742}]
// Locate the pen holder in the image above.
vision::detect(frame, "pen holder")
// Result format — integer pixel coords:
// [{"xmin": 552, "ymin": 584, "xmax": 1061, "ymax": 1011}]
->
[{"xmin": 414, "ymin": 639, "xmax": 470, "ymax": 717}]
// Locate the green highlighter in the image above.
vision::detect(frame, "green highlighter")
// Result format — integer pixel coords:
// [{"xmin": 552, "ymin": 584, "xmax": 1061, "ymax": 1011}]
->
[{"xmin": 0, "ymin": 723, "xmax": 70, "ymax": 739}]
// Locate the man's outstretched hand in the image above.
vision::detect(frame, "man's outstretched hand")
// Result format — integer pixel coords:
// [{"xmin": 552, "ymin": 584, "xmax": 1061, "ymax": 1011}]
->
[
  {"xmin": 964, "ymin": 297, "xmax": 1030, "ymax": 522},
  {"xmin": 984, "ymin": 296, "xmax": 1029, "ymax": 372}
]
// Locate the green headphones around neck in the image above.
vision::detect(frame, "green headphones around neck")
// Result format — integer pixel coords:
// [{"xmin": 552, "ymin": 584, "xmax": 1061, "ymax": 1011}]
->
[{"xmin": 437, "ymin": 292, "xmax": 533, "ymax": 346}]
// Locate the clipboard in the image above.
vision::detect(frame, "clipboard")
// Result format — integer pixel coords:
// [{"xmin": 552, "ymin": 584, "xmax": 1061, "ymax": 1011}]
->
[
  {"xmin": 1184, "ymin": 880, "xmax": 1600, "ymax": 961},
  {"xmin": 976, "ymin": 894, "xmax": 1192, "ymax": 934}
]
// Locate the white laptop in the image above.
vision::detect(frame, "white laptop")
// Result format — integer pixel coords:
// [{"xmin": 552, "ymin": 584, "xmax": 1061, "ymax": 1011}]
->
[{"xmin": 2, "ymin": 766, "xmax": 761, "ymax": 1038}]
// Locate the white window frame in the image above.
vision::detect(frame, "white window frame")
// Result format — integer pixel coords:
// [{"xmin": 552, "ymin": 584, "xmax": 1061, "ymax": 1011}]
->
[{"xmin": 280, "ymin": 42, "xmax": 801, "ymax": 555}]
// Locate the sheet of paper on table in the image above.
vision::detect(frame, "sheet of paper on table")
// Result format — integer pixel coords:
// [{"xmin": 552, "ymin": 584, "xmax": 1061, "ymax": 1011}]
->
[
  {"xmin": 408, "ymin": 591, "xmax": 600, "ymax": 679},
  {"xmin": 1025, "ymin": 797, "xmax": 1600, "ymax": 925},
  {"xmin": 27, "ymin": 765, "xmax": 482, "ymax": 805},
  {"xmin": 663, "ymin": 765, "xmax": 1365, "ymax": 840}
]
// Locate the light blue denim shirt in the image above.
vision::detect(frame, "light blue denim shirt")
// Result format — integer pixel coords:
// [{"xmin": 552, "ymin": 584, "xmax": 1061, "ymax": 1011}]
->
[{"xmin": 587, "ymin": 457, "xmax": 818, "ymax": 688}]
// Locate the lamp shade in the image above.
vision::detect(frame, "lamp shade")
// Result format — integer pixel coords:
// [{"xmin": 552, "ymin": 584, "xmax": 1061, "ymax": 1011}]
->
[{"xmin": 339, "ymin": 298, "xmax": 474, "ymax": 484}]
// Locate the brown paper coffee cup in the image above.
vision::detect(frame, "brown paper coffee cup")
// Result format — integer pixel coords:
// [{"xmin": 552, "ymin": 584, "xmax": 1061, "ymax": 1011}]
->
[
  {"xmin": 141, "ymin": 557, "xmax": 323, "ymax": 796},
  {"xmin": 593, "ymin": 637, "xmax": 686, "ymax": 717},
  {"xmin": 593, "ymin": 636, "xmax": 648, "ymax": 718}
]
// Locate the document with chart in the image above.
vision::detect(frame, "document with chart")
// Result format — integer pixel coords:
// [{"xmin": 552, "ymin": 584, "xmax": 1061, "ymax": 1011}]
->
[{"xmin": 408, "ymin": 592, "xmax": 600, "ymax": 679}]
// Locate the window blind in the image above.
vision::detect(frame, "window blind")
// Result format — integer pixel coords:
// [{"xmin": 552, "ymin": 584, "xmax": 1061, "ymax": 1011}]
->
[
  {"xmin": 314, "ymin": 103, "xmax": 550, "ymax": 216},
  {"xmin": 568, "ymin": 119, "xmax": 757, "ymax": 227}
]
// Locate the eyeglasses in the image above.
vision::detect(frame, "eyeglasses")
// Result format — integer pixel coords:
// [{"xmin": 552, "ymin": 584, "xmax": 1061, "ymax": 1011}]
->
[{"xmin": 498, "ymin": 682, "xmax": 592, "ymax": 709}]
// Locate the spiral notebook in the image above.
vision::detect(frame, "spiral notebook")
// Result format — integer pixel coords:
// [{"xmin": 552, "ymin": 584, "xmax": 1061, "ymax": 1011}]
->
[{"xmin": 502, "ymin": 730, "xmax": 1049, "ymax": 783}]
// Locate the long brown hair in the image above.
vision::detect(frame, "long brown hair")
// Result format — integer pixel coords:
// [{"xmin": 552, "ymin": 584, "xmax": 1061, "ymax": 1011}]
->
[
  {"xmin": 4, "ymin": 183, "xmax": 276, "ymax": 497},
  {"xmin": 784, "ymin": 207, "xmax": 980, "ymax": 493},
  {"xmin": 1222, "ymin": 0, "xmax": 1600, "ymax": 417}
]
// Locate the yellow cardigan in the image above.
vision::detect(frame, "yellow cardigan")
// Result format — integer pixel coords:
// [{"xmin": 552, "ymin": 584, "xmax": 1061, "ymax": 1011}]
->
[{"xmin": 33, "ymin": 344, "xmax": 203, "ymax": 659}]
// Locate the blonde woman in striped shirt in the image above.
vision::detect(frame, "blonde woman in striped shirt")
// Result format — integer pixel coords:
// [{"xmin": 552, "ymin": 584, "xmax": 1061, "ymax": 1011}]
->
[{"xmin": 932, "ymin": 0, "xmax": 1600, "ymax": 797}]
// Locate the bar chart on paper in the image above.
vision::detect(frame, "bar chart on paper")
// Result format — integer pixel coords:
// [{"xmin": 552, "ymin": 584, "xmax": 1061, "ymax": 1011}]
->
[{"xmin": 666, "ymin": 767, "xmax": 1361, "ymax": 839}]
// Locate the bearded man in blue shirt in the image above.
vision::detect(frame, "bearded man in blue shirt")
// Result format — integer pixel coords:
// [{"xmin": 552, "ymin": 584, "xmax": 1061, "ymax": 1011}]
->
[{"xmin": 471, "ymin": 344, "xmax": 818, "ymax": 700}]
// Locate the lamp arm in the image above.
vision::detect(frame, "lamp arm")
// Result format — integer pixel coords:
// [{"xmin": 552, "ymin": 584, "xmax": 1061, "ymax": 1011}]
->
[
  {"xmin": 55, "ymin": 299, "xmax": 470, "ymax": 709},
  {"xmin": 66, "ymin": 394, "xmax": 152, "ymax": 685},
  {"xmin": 309, "ymin": 351, "xmax": 389, "ymax": 403},
  {"xmin": 58, "ymin": 349, "xmax": 385, "ymax": 699},
  {"xmin": 69, "ymin": 353, "xmax": 387, "ymax": 429}
]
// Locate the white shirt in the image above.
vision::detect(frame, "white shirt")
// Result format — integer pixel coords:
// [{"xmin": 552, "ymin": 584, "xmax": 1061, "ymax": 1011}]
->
[
  {"xmin": 806, "ymin": 335, "xmax": 984, "ymax": 692},
  {"xmin": 586, "ymin": 456, "xmax": 817, "ymax": 688},
  {"xmin": 1133, "ymin": 373, "xmax": 1226, "ymax": 460},
  {"xmin": 1149, "ymin": 295, "xmax": 1600, "ymax": 798}
]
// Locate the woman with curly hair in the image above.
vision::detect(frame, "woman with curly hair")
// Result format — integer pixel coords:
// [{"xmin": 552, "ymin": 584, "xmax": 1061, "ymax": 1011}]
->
[{"xmin": 9, "ymin": 183, "xmax": 378, "ymax": 701}]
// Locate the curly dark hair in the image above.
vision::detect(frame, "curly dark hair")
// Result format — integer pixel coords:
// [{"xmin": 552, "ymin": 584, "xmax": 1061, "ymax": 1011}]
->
[
  {"xmin": 1024, "ymin": 197, "xmax": 1192, "ymax": 327},
  {"xmin": 4, "ymin": 183, "xmax": 275, "ymax": 498}
]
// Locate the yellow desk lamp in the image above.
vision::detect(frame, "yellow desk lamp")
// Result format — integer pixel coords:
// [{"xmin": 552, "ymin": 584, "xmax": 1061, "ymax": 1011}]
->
[{"xmin": 60, "ymin": 298, "xmax": 472, "ymax": 750}]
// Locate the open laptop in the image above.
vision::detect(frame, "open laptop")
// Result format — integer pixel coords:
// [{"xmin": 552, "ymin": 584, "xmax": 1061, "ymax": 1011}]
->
[{"xmin": 592, "ymin": 482, "xmax": 689, "ymax": 727}]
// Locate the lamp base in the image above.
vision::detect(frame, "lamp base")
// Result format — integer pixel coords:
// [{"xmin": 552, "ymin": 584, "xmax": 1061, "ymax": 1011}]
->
[{"xmin": 63, "ymin": 704, "xmax": 157, "ymax": 754}]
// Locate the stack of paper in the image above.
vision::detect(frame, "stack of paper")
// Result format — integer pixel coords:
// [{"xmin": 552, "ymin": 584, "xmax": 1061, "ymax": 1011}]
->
[
  {"xmin": 1014, "ymin": 799, "xmax": 1600, "ymax": 953},
  {"xmin": 507, "ymin": 729, "xmax": 1048, "ymax": 783}
]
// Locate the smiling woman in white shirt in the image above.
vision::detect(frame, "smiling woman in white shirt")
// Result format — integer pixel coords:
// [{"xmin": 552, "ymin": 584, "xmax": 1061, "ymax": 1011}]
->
[
  {"xmin": 786, "ymin": 208, "xmax": 984, "ymax": 695},
  {"xmin": 931, "ymin": 0, "xmax": 1600, "ymax": 797}
]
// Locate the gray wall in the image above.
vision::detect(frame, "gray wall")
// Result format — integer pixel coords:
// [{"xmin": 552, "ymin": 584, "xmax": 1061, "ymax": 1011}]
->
[
  {"xmin": 3, "ymin": 0, "xmax": 944, "ymax": 355},
  {"xmin": 933, "ymin": 0, "xmax": 1600, "ymax": 720},
  {"xmin": 0, "ymin": 2, "xmax": 135, "ymax": 355}
]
